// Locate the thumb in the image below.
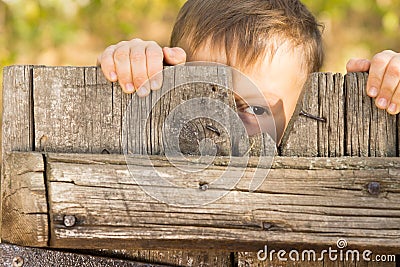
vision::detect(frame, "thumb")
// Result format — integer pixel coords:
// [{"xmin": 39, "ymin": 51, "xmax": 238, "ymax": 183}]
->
[{"xmin": 163, "ymin": 47, "xmax": 187, "ymax": 65}]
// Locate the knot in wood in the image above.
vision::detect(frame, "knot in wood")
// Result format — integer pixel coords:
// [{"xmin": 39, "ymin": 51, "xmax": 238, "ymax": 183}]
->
[
  {"xmin": 63, "ymin": 215, "xmax": 77, "ymax": 227},
  {"xmin": 12, "ymin": 256, "xmax": 24, "ymax": 267},
  {"xmin": 367, "ymin": 182, "xmax": 381, "ymax": 195}
]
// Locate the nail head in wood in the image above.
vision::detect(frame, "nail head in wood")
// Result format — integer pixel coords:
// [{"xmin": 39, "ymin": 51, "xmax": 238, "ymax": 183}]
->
[
  {"xmin": 262, "ymin": 222, "xmax": 273, "ymax": 230},
  {"xmin": 12, "ymin": 256, "xmax": 24, "ymax": 267},
  {"xmin": 63, "ymin": 215, "xmax": 77, "ymax": 227},
  {"xmin": 367, "ymin": 182, "xmax": 381, "ymax": 195},
  {"xmin": 199, "ymin": 182, "xmax": 209, "ymax": 191}
]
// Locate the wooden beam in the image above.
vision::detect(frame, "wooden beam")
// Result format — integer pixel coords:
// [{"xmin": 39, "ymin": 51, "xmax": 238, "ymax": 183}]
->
[
  {"xmin": 4, "ymin": 66, "xmax": 398, "ymax": 158},
  {"xmin": 2, "ymin": 152, "xmax": 399, "ymax": 253}
]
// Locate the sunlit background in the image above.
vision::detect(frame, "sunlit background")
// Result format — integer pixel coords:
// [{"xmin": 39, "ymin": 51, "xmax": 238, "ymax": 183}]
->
[{"xmin": 0, "ymin": 0, "xmax": 399, "ymax": 74}]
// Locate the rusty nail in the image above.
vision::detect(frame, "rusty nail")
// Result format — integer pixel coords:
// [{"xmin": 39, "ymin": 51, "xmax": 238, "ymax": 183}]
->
[
  {"xmin": 206, "ymin": 125, "xmax": 221, "ymax": 136},
  {"xmin": 367, "ymin": 182, "xmax": 381, "ymax": 195},
  {"xmin": 63, "ymin": 215, "xmax": 77, "ymax": 227},
  {"xmin": 12, "ymin": 256, "xmax": 24, "ymax": 267},
  {"xmin": 299, "ymin": 110, "xmax": 327, "ymax": 123}
]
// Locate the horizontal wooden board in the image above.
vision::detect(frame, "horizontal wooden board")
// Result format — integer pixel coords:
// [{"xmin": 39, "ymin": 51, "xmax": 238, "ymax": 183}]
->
[{"xmin": 3, "ymin": 152, "xmax": 399, "ymax": 254}]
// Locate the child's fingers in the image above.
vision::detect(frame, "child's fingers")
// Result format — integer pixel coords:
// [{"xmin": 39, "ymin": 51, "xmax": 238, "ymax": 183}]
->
[
  {"xmin": 346, "ymin": 58, "xmax": 370, "ymax": 73},
  {"xmin": 129, "ymin": 40, "xmax": 149, "ymax": 97},
  {"xmin": 113, "ymin": 43, "xmax": 135, "ymax": 94},
  {"xmin": 367, "ymin": 50, "xmax": 396, "ymax": 99},
  {"xmin": 378, "ymin": 55, "xmax": 400, "ymax": 111},
  {"xmin": 146, "ymin": 42, "xmax": 164, "ymax": 91},
  {"xmin": 99, "ymin": 45, "xmax": 118, "ymax": 82},
  {"xmin": 163, "ymin": 47, "xmax": 187, "ymax": 65}
]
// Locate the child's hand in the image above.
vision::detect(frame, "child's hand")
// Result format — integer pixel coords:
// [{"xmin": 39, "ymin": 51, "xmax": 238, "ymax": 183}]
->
[
  {"xmin": 97, "ymin": 38, "xmax": 187, "ymax": 96},
  {"xmin": 347, "ymin": 50, "xmax": 400, "ymax": 115}
]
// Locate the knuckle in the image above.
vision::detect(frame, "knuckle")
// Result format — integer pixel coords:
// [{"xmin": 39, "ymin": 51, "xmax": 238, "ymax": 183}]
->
[
  {"xmin": 146, "ymin": 50, "xmax": 163, "ymax": 59},
  {"xmin": 130, "ymin": 38, "xmax": 143, "ymax": 43},
  {"xmin": 386, "ymin": 64, "xmax": 400, "ymax": 78},
  {"xmin": 105, "ymin": 44, "xmax": 116, "ymax": 52},
  {"xmin": 116, "ymin": 41, "xmax": 129, "ymax": 48},
  {"xmin": 130, "ymin": 51, "xmax": 145, "ymax": 62},
  {"xmin": 114, "ymin": 50, "xmax": 130, "ymax": 61},
  {"xmin": 372, "ymin": 53, "xmax": 388, "ymax": 66}
]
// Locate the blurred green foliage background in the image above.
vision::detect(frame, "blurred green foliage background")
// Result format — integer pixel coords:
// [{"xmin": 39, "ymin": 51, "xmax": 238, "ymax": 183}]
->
[{"xmin": 0, "ymin": 0, "xmax": 399, "ymax": 74}]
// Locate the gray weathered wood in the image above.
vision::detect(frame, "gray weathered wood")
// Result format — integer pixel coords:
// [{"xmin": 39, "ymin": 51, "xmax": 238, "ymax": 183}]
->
[
  {"xmin": 2, "ymin": 65, "xmax": 35, "ymax": 155},
  {"xmin": 1, "ymin": 152, "xmax": 48, "ymax": 246},
  {"xmin": 279, "ymin": 73, "xmax": 319, "ymax": 156},
  {"xmin": 2, "ymin": 65, "xmax": 400, "ymax": 266},
  {"xmin": 4, "ymin": 152, "xmax": 399, "ymax": 253},
  {"xmin": 345, "ymin": 72, "xmax": 397, "ymax": 157},
  {"xmin": 33, "ymin": 66, "xmax": 126, "ymax": 154},
  {"xmin": 280, "ymin": 72, "xmax": 398, "ymax": 157},
  {"xmin": 4, "ymin": 66, "xmax": 398, "ymax": 159},
  {"xmin": 318, "ymin": 72, "xmax": 345, "ymax": 157},
  {"xmin": 32, "ymin": 65, "xmax": 268, "ymax": 157},
  {"xmin": 2, "ymin": 64, "xmax": 265, "ymax": 267}
]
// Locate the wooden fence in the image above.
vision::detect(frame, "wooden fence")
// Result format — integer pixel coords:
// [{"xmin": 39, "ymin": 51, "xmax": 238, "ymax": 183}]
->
[{"xmin": 1, "ymin": 65, "xmax": 399, "ymax": 266}]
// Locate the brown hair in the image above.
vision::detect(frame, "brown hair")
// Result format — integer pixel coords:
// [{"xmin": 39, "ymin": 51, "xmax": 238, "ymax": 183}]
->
[{"xmin": 170, "ymin": 0, "xmax": 324, "ymax": 73}]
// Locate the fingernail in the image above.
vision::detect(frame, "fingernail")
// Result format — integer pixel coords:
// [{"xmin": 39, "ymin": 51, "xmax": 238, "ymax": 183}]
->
[
  {"xmin": 137, "ymin": 86, "xmax": 149, "ymax": 97},
  {"xmin": 125, "ymin": 83, "xmax": 135, "ymax": 93},
  {"xmin": 368, "ymin": 87, "xmax": 378, "ymax": 97},
  {"xmin": 167, "ymin": 48, "xmax": 175, "ymax": 59},
  {"xmin": 377, "ymin": 98, "xmax": 388, "ymax": 108},
  {"xmin": 151, "ymin": 80, "xmax": 161, "ymax": 90},
  {"xmin": 110, "ymin": 71, "xmax": 117, "ymax": 81},
  {"xmin": 388, "ymin": 103, "xmax": 397, "ymax": 113}
]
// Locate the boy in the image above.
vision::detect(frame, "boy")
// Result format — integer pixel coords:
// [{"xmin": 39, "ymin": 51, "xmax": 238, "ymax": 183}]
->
[{"xmin": 97, "ymin": 0, "xmax": 400, "ymax": 143}]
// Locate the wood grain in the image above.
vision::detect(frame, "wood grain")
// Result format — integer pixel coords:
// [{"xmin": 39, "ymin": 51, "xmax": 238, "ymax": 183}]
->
[
  {"xmin": 3, "ymin": 152, "xmax": 397, "ymax": 254},
  {"xmin": 2, "ymin": 66, "xmax": 400, "ymax": 266},
  {"xmin": 280, "ymin": 72, "xmax": 398, "ymax": 157},
  {"xmin": 279, "ymin": 73, "xmax": 319, "ymax": 156},
  {"xmin": 345, "ymin": 72, "xmax": 397, "ymax": 157},
  {"xmin": 1, "ymin": 152, "xmax": 48, "ymax": 246},
  {"xmin": 2, "ymin": 65, "xmax": 35, "ymax": 155}
]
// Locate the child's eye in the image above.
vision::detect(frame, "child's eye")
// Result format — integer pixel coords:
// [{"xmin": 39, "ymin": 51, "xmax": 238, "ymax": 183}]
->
[{"xmin": 243, "ymin": 106, "xmax": 270, "ymax": 116}]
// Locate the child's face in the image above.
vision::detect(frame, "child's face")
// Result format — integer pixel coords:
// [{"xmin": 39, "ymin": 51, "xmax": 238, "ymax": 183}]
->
[{"xmin": 190, "ymin": 43, "xmax": 308, "ymax": 143}]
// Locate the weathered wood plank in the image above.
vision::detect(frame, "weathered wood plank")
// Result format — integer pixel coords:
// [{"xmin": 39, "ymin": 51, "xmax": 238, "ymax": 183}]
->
[
  {"xmin": 33, "ymin": 65, "xmax": 269, "ymax": 158},
  {"xmin": 33, "ymin": 66, "xmax": 127, "ymax": 154},
  {"xmin": 2, "ymin": 65, "xmax": 35, "ymax": 155},
  {"xmin": 318, "ymin": 73, "xmax": 345, "ymax": 157},
  {"xmin": 1, "ymin": 152, "xmax": 48, "ymax": 246},
  {"xmin": 5, "ymin": 152, "xmax": 398, "ymax": 253},
  {"xmin": 280, "ymin": 72, "xmax": 398, "ymax": 157},
  {"xmin": 279, "ymin": 73, "xmax": 319, "ymax": 156},
  {"xmin": 345, "ymin": 72, "xmax": 397, "ymax": 157}
]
